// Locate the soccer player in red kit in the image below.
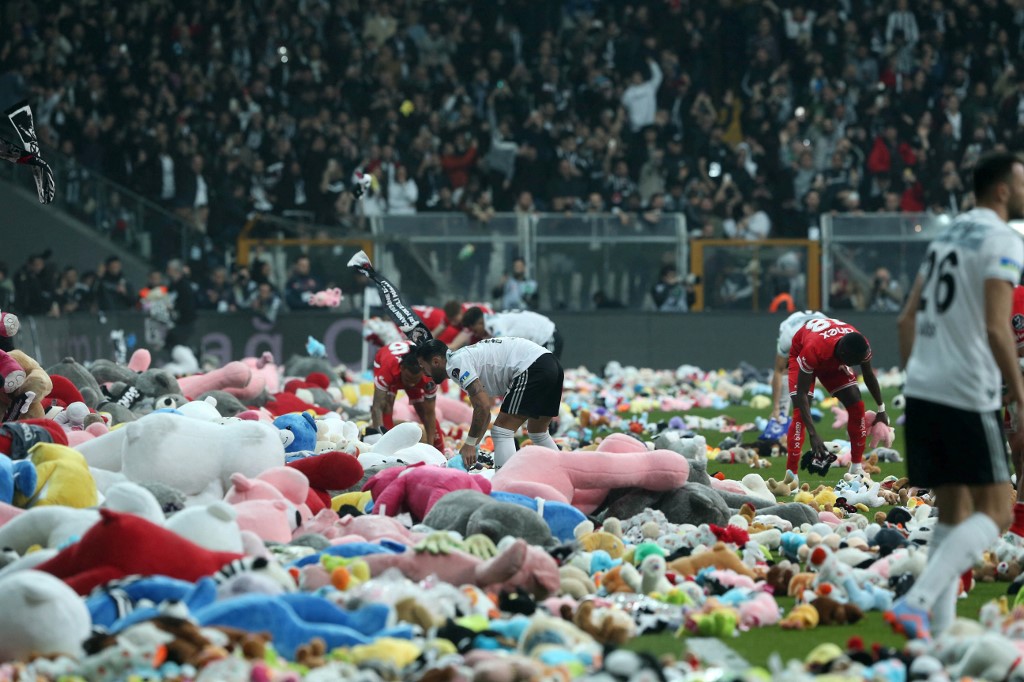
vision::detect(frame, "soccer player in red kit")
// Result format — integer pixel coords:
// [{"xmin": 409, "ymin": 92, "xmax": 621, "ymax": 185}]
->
[
  {"xmin": 370, "ymin": 340, "xmax": 444, "ymax": 452},
  {"xmin": 1007, "ymin": 285, "xmax": 1024, "ymax": 539},
  {"xmin": 785, "ymin": 318, "xmax": 889, "ymax": 480}
]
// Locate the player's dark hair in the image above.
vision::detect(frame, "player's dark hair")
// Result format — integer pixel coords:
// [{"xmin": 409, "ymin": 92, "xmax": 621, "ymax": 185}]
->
[
  {"xmin": 399, "ymin": 349, "xmax": 421, "ymax": 370},
  {"xmin": 973, "ymin": 152, "xmax": 1023, "ymax": 200},
  {"xmin": 443, "ymin": 300, "xmax": 462, "ymax": 320},
  {"xmin": 836, "ymin": 332, "xmax": 870, "ymax": 363},
  {"xmin": 461, "ymin": 306, "xmax": 485, "ymax": 327},
  {"xmin": 415, "ymin": 338, "xmax": 449, "ymax": 361}
]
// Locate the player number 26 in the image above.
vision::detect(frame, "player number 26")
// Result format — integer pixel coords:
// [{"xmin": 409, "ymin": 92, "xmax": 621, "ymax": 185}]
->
[
  {"xmin": 804, "ymin": 318, "xmax": 833, "ymax": 332},
  {"xmin": 917, "ymin": 250, "xmax": 958, "ymax": 314}
]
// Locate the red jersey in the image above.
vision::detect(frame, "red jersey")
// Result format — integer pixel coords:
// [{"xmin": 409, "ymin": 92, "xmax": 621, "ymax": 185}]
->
[
  {"xmin": 373, "ymin": 341, "xmax": 437, "ymax": 402},
  {"xmin": 412, "ymin": 305, "xmax": 448, "ymax": 332},
  {"xmin": 462, "ymin": 302, "xmax": 494, "ymax": 315},
  {"xmin": 790, "ymin": 318, "xmax": 870, "ymax": 374},
  {"xmin": 1012, "ymin": 285, "xmax": 1024, "ymax": 351}
]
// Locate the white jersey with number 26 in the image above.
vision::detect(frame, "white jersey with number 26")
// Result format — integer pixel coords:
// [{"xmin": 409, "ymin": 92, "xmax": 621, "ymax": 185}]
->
[{"xmin": 905, "ymin": 208, "xmax": 1024, "ymax": 411}]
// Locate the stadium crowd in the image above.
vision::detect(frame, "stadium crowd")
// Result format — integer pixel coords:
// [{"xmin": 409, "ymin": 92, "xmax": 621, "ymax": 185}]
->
[{"xmin": 3, "ymin": 0, "xmax": 1024, "ymax": 311}]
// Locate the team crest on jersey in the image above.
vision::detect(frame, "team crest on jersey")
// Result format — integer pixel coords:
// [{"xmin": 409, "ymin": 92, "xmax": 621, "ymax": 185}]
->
[
  {"xmin": 1014, "ymin": 314, "xmax": 1024, "ymax": 331},
  {"xmin": 451, "ymin": 368, "xmax": 460, "ymax": 380},
  {"xmin": 426, "ymin": 381, "xmax": 436, "ymax": 391}
]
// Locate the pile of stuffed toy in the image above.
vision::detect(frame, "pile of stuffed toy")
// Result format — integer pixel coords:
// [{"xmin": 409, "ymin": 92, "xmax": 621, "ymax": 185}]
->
[{"xmin": 3, "ymin": 317, "xmax": 1024, "ymax": 681}]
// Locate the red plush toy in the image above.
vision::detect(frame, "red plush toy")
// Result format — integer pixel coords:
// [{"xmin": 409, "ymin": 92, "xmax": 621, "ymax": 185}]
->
[
  {"xmin": 45, "ymin": 375, "xmax": 86, "ymax": 410},
  {"xmin": 0, "ymin": 418, "xmax": 68, "ymax": 459},
  {"xmin": 261, "ymin": 392, "xmax": 328, "ymax": 417},
  {"xmin": 709, "ymin": 524, "xmax": 751, "ymax": 547},
  {"xmin": 286, "ymin": 451, "xmax": 364, "ymax": 514},
  {"xmin": 35, "ymin": 508, "xmax": 243, "ymax": 594}
]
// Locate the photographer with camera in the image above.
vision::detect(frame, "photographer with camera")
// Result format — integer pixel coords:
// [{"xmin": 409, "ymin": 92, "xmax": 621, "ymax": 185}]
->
[
  {"xmin": 869, "ymin": 266, "xmax": 904, "ymax": 312},
  {"xmin": 651, "ymin": 264, "xmax": 697, "ymax": 312}
]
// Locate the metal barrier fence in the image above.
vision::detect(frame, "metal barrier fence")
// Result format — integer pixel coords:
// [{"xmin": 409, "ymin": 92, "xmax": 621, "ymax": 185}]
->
[
  {"xmin": 821, "ymin": 213, "xmax": 943, "ymax": 313},
  {"xmin": 240, "ymin": 212, "xmax": 689, "ymax": 312}
]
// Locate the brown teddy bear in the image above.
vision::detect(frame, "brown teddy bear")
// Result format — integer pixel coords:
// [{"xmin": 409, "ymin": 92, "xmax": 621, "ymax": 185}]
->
[
  {"xmin": 0, "ymin": 349, "xmax": 51, "ymax": 420},
  {"xmin": 810, "ymin": 596, "xmax": 863, "ymax": 625},
  {"xmin": 667, "ymin": 542, "xmax": 756, "ymax": 579},
  {"xmin": 567, "ymin": 599, "xmax": 636, "ymax": 646}
]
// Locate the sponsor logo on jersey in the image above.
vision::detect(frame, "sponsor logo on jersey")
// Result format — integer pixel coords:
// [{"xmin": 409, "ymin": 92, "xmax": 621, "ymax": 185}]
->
[
  {"xmin": 1014, "ymin": 314, "xmax": 1024, "ymax": 331},
  {"xmin": 816, "ymin": 326, "xmax": 854, "ymax": 340},
  {"xmin": 1000, "ymin": 257, "xmax": 1023, "ymax": 274},
  {"xmin": 460, "ymin": 371, "xmax": 471, "ymax": 383}
]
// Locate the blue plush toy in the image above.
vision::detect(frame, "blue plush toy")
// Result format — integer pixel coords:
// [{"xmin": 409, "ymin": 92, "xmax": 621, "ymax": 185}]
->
[
  {"xmin": 273, "ymin": 412, "xmax": 318, "ymax": 453},
  {"xmin": 193, "ymin": 593, "xmax": 414, "ymax": 660},
  {"xmin": 0, "ymin": 456, "xmax": 36, "ymax": 505},
  {"xmin": 87, "ymin": 576, "xmax": 218, "ymax": 630},
  {"xmin": 288, "ymin": 540, "xmax": 405, "ymax": 568},
  {"xmin": 489, "ymin": 491, "xmax": 587, "ymax": 543},
  {"xmin": 780, "ymin": 531, "xmax": 807, "ymax": 562}
]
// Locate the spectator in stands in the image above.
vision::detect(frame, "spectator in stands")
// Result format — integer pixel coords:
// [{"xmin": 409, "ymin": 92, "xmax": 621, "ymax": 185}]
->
[
  {"xmin": 97, "ymin": 256, "xmax": 136, "ymax": 311},
  {"xmin": 868, "ymin": 267, "xmax": 904, "ymax": 312},
  {"xmin": 725, "ymin": 199, "xmax": 772, "ymax": 240},
  {"xmin": 200, "ymin": 266, "xmax": 234, "ymax": 312},
  {"xmin": 650, "ymin": 265, "xmax": 689, "ymax": 313},
  {"xmin": 495, "ymin": 257, "xmax": 538, "ymax": 311},
  {"xmin": 387, "ymin": 165, "xmax": 419, "ymax": 215},
  {"xmin": 13, "ymin": 252, "xmax": 56, "ymax": 316},
  {"xmin": 284, "ymin": 256, "xmax": 322, "ymax": 310},
  {"xmin": 0, "ymin": 263, "xmax": 13, "ymax": 312},
  {"xmin": 55, "ymin": 266, "xmax": 85, "ymax": 315},
  {"xmin": 622, "ymin": 58, "xmax": 663, "ymax": 134},
  {"xmin": 164, "ymin": 259, "xmax": 197, "ymax": 354},
  {"xmin": 250, "ymin": 281, "xmax": 283, "ymax": 324},
  {"xmin": 231, "ymin": 265, "xmax": 258, "ymax": 310},
  {"xmin": 176, "ymin": 154, "xmax": 210, "ymax": 235}
]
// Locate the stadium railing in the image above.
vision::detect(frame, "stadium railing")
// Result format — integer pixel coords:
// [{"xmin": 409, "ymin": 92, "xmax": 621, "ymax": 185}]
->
[
  {"xmin": 821, "ymin": 212, "xmax": 941, "ymax": 312},
  {"xmin": 240, "ymin": 212, "xmax": 689, "ymax": 311}
]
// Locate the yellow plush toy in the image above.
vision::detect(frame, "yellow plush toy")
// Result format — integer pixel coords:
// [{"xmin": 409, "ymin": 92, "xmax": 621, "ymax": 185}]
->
[
  {"xmin": 332, "ymin": 490, "xmax": 373, "ymax": 513},
  {"xmin": 14, "ymin": 443, "xmax": 97, "ymax": 508}
]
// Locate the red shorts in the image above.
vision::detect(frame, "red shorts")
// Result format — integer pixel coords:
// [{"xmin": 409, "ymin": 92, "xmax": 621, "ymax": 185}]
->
[{"xmin": 788, "ymin": 362, "xmax": 858, "ymax": 399}]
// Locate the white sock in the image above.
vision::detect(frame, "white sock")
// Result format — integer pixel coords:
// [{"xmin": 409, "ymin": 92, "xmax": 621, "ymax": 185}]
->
[
  {"xmin": 491, "ymin": 426, "xmax": 517, "ymax": 467},
  {"xmin": 848, "ymin": 462, "xmax": 863, "ymax": 474},
  {"xmin": 905, "ymin": 514, "xmax": 999, "ymax": 613},
  {"xmin": 928, "ymin": 523, "xmax": 958, "ymax": 634},
  {"xmin": 528, "ymin": 431, "xmax": 559, "ymax": 451}
]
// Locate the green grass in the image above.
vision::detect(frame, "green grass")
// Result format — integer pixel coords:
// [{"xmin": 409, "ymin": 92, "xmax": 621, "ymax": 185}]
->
[
  {"xmin": 618, "ymin": 386, "xmax": 970, "ymax": 668},
  {"xmin": 624, "ymin": 581, "xmax": 1007, "ymax": 667}
]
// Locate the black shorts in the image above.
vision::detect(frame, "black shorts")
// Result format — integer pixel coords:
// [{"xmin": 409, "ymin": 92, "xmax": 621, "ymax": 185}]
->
[
  {"xmin": 500, "ymin": 352, "xmax": 564, "ymax": 418},
  {"xmin": 905, "ymin": 396, "xmax": 1010, "ymax": 487}
]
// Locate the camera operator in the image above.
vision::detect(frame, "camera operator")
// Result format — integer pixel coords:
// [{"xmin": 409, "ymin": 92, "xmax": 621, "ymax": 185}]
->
[
  {"xmin": 868, "ymin": 267, "xmax": 903, "ymax": 312},
  {"xmin": 651, "ymin": 264, "xmax": 698, "ymax": 312}
]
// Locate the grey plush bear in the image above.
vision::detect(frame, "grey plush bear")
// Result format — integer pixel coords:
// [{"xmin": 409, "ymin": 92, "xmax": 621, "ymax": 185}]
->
[
  {"xmin": 46, "ymin": 357, "xmax": 103, "ymax": 408},
  {"xmin": 422, "ymin": 489, "xmax": 554, "ymax": 548},
  {"xmin": 598, "ymin": 457, "xmax": 818, "ymax": 528},
  {"xmin": 197, "ymin": 390, "xmax": 248, "ymax": 417}
]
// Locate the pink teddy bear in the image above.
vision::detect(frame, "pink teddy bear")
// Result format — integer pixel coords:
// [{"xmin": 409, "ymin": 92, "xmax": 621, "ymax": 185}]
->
[
  {"xmin": 0, "ymin": 311, "xmax": 18, "ymax": 338},
  {"xmin": 308, "ymin": 288, "xmax": 343, "ymax": 308},
  {"xmin": 0, "ymin": 349, "xmax": 26, "ymax": 394}
]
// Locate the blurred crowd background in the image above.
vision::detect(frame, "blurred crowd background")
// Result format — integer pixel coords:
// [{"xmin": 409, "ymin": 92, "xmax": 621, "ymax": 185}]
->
[{"xmin": 3, "ymin": 0, "xmax": 1023, "ymax": 314}]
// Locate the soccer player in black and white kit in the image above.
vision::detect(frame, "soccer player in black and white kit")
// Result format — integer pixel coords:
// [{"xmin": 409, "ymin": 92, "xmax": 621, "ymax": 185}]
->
[
  {"xmin": 887, "ymin": 152, "xmax": 1024, "ymax": 640},
  {"xmin": 416, "ymin": 337, "xmax": 564, "ymax": 469}
]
